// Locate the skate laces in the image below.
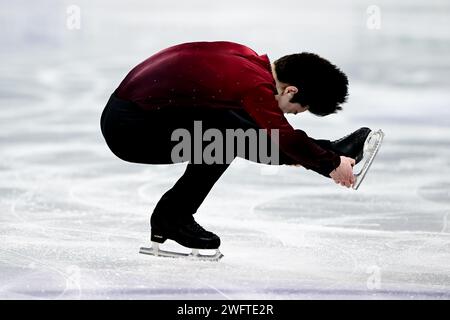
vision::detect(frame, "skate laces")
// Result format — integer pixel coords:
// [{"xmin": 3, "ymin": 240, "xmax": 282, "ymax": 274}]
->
[
  {"xmin": 333, "ymin": 132, "xmax": 352, "ymax": 144},
  {"xmin": 334, "ymin": 127, "xmax": 371, "ymax": 145},
  {"xmin": 189, "ymin": 221, "xmax": 207, "ymax": 233}
]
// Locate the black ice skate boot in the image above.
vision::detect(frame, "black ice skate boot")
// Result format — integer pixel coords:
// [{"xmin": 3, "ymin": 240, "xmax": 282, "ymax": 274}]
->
[
  {"xmin": 328, "ymin": 127, "xmax": 385, "ymax": 190},
  {"xmin": 140, "ymin": 214, "xmax": 223, "ymax": 261},
  {"xmin": 330, "ymin": 127, "xmax": 372, "ymax": 164},
  {"xmin": 151, "ymin": 214, "xmax": 220, "ymax": 249}
]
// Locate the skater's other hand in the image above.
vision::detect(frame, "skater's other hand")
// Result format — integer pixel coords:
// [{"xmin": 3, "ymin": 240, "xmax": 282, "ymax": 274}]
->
[{"xmin": 330, "ymin": 156, "xmax": 355, "ymax": 188}]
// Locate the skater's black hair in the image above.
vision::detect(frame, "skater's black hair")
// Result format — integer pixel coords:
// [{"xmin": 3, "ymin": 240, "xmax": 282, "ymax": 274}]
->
[{"xmin": 273, "ymin": 52, "xmax": 348, "ymax": 116}]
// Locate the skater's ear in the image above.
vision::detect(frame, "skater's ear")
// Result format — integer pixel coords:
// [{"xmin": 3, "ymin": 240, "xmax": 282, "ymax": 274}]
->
[
  {"xmin": 283, "ymin": 86, "xmax": 298, "ymax": 97},
  {"xmin": 283, "ymin": 86, "xmax": 298, "ymax": 94}
]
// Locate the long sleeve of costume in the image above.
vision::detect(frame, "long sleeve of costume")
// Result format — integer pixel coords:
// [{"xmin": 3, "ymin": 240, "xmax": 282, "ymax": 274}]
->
[{"xmin": 242, "ymin": 84, "xmax": 341, "ymax": 177}]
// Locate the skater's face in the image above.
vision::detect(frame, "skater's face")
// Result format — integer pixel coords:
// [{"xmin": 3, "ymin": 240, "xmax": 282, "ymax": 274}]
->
[{"xmin": 275, "ymin": 86, "xmax": 309, "ymax": 115}]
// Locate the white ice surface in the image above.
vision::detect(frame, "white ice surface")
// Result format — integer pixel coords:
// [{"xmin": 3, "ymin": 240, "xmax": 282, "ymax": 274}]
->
[{"xmin": 0, "ymin": 0, "xmax": 449, "ymax": 299}]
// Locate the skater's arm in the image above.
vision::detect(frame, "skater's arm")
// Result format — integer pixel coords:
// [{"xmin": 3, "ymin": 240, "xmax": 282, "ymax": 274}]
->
[
  {"xmin": 241, "ymin": 84, "xmax": 341, "ymax": 177},
  {"xmin": 287, "ymin": 157, "xmax": 355, "ymax": 188}
]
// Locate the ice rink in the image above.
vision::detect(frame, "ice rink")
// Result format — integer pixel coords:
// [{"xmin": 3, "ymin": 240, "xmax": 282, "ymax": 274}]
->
[{"xmin": 0, "ymin": 0, "xmax": 449, "ymax": 299}]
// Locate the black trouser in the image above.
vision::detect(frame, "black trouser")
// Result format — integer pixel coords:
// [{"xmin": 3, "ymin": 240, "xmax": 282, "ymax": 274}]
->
[{"xmin": 100, "ymin": 94, "xmax": 332, "ymax": 223}]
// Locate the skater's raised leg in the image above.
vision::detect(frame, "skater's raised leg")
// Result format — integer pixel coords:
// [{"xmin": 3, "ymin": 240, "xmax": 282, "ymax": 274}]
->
[
  {"xmin": 313, "ymin": 127, "xmax": 372, "ymax": 164},
  {"xmin": 329, "ymin": 127, "xmax": 372, "ymax": 164},
  {"xmin": 314, "ymin": 127, "xmax": 383, "ymax": 189}
]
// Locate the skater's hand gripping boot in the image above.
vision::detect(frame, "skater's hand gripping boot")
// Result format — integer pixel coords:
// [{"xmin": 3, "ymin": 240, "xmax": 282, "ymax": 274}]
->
[{"xmin": 330, "ymin": 156, "xmax": 355, "ymax": 188}]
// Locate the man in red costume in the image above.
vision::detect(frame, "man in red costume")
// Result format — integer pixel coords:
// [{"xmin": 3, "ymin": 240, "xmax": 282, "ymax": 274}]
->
[{"xmin": 100, "ymin": 41, "xmax": 373, "ymax": 259}]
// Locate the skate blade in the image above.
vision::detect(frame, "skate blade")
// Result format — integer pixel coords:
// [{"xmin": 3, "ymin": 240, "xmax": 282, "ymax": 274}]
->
[
  {"xmin": 353, "ymin": 129, "xmax": 384, "ymax": 190},
  {"xmin": 139, "ymin": 242, "xmax": 224, "ymax": 261}
]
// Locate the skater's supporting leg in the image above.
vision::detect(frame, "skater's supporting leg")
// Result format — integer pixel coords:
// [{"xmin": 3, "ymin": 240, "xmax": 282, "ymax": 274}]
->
[
  {"xmin": 149, "ymin": 163, "xmax": 229, "ymax": 250},
  {"xmin": 151, "ymin": 163, "xmax": 230, "ymax": 224}
]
